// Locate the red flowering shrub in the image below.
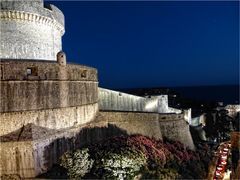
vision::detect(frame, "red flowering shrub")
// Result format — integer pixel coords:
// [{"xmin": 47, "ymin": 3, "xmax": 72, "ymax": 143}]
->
[
  {"xmin": 125, "ymin": 135, "xmax": 170, "ymax": 167},
  {"xmin": 89, "ymin": 135, "xmax": 171, "ymax": 168},
  {"xmin": 163, "ymin": 138, "xmax": 201, "ymax": 163}
]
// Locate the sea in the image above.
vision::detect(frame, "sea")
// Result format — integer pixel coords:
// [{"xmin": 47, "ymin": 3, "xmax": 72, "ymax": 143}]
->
[
  {"xmin": 171, "ymin": 85, "xmax": 239, "ymax": 105},
  {"xmin": 118, "ymin": 85, "xmax": 239, "ymax": 105}
]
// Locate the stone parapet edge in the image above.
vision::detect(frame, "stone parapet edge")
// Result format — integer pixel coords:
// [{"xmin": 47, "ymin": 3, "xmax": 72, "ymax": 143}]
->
[
  {"xmin": 0, "ymin": 10, "xmax": 64, "ymax": 35},
  {"xmin": 0, "ymin": 60, "xmax": 98, "ymax": 81}
]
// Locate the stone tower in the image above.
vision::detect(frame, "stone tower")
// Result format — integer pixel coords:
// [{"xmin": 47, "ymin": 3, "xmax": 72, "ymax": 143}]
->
[
  {"xmin": 0, "ymin": 0, "xmax": 65, "ymax": 60},
  {"xmin": 0, "ymin": 0, "xmax": 98, "ymax": 178}
]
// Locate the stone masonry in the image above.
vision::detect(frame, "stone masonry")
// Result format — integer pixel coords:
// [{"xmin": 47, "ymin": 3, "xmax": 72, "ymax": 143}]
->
[
  {"xmin": 0, "ymin": 0, "xmax": 195, "ymax": 178},
  {"xmin": 0, "ymin": 0, "xmax": 64, "ymax": 60}
]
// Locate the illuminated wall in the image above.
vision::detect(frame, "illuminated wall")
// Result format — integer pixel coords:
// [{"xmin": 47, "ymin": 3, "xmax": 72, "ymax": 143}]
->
[
  {"xmin": 0, "ymin": 0, "xmax": 64, "ymax": 60},
  {"xmin": 0, "ymin": 60, "xmax": 98, "ymax": 136},
  {"xmin": 99, "ymin": 88, "xmax": 181, "ymax": 114}
]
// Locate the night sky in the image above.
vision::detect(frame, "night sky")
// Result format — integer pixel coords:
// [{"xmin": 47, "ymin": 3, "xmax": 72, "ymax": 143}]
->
[{"xmin": 47, "ymin": 1, "xmax": 239, "ymax": 89}]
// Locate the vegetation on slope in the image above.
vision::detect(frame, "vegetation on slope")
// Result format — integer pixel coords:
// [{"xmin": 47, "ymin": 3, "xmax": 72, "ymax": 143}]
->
[{"xmin": 59, "ymin": 135, "xmax": 211, "ymax": 179}]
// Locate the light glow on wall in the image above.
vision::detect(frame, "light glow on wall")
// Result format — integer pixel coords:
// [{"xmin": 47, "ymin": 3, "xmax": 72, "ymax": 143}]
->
[{"xmin": 145, "ymin": 100, "xmax": 158, "ymax": 111}]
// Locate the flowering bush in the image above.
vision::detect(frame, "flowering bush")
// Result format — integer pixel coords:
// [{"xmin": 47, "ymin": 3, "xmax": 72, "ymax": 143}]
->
[
  {"xmin": 58, "ymin": 135, "xmax": 210, "ymax": 179},
  {"xmin": 89, "ymin": 135, "xmax": 171, "ymax": 168},
  {"xmin": 126, "ymin": 135, "xmax": 171, "ymax": 167},
  {"xmin": 93, "ymin": 148, "xmax": 146, "ymax": 180},
  {"xmin": 59, "ymin": 148, "xmax": 94, "ymax": 178}
]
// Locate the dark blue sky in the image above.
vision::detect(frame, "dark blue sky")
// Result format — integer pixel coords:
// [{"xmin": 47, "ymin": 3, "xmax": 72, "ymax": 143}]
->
[{"xmin": 47, "ymin": 1, "xmax": 239, "ymax": 89}]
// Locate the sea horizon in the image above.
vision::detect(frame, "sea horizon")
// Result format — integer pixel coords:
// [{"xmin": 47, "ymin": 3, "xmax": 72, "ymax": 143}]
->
[{"xmin": 113, "ymin": 84, "xmax": 239, "ymax": 105}]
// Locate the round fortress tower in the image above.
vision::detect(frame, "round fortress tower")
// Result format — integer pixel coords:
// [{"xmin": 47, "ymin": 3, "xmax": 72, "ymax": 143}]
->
[
  {"xmin": 0, "ymin": 2, "xmax": 99, "ymax": 177},
  {"xmin": 0, "ymin": 0, "xmax": 65, "ymax": 60},
  {"xmin": 0, "ymin": 0, "xmax": 98, "ymax": 135}
]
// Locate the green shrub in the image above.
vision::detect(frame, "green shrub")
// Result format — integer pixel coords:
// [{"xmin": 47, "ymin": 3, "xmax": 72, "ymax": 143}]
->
[{"xmin": 60, "ymin": 148, "xmax": 94, "ymax": 179}]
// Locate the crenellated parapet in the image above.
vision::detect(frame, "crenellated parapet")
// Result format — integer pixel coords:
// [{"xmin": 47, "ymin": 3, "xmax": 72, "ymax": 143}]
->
[
  {"xmin": 0, "ymin": 0, "xmax": 65, "ymax": 60},
  {"xmin": 0, "ymin": 10, "xmax": 64, "ymax": 34},
  {"xmin": 0, "ymin": 60, "xmax": 98, "ymax": 113}
]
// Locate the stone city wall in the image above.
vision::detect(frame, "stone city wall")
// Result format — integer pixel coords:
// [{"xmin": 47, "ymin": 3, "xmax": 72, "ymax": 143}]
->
[
  {"xmin": 183, "ymin": 108, "xmax": 192, "ymax": 123},
  {"xmin": 97, "ymin": 111, "xmax": 194, "ymax": 150},
  {"xmin": 0, "ymin": 60, "xmax": 99, "ymax": 135},
  {"xmin": 168, "ymin": 107, "xmax": 182, "ymax": 114},
  {"xmin": 30, "ymin": 112, "xmax": 165, "ymax": 177},
  {"xmin": 99, "ymin": 88, "xmax": 181, "ymax": 114},
  {"xmin": 0, "ymin": 0, "xmax": 64, "ymax": 60},
  {"xmin": 191, "ymin": 114, "xmax": 206, "ymax": 127},
  {"xmin": 0, "ymin": 111, "xmax": 194, "ymax": 178},
  {"xmin": 0, "ymin": 81, "xmax": 98, "ymax": 112},
  {"xmin": 0, "ymin": 121, "xmax": 106, "ymax": 178},
  {"xmin": 0, "ymin": 60, "xmax": 98, "ymax": 113},
  {"xmin": 99, "ymin": 88, "xmax": 151, "ymax": 112},
  {"xmin": 158, "ymin": 115, "xmax": 195, "ymax": 150},
  {"xmin": 97, "ymin": 111, "xmax": 162, "ymax": 139},
  {"xmin": 0, "ymin": 141, "xmax": 36, "ymax": 178},
  {"xmin": 0, "ymin": 133, "xmax": 74, "ymax": 178},
  {"xmin": 0, "ymin": 103, "xmax": 98, "ymax": 136},
  {"xmin": 2, "ymin": 117, "xmax": 159, "ymax": 178}
]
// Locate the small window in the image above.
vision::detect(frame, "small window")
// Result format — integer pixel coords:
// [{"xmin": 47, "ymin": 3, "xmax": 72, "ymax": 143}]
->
[
  {"xmin": 81, "ymin": 70, "xmax": 87, "ymax": 78},
  {"xmin": 27, "ymin": 67, "xmax": 38, "ymax": 76},
  {"xmin": 27, "ymin": 68, "xmax": 32, "ymax": 75}
]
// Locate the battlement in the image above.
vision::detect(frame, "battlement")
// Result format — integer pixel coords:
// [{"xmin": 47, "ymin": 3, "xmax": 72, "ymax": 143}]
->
[
  {"xmin": 0, "ymin": 0, "xmax": 64, "ymax": 27},
  {"xmin": 99, "ymin": 88, "xmax": 182, "ymax": 114},
  {"xmin": 0, "ymin": 10, "xmax": 64, "ymax": 34},
  {"xmin": 0, "ymin": 60, "xmax": 98, "ymax": 113},
  {"xmin": 0, "ymin": 60, "xmax": 97, "ymax": 81}
]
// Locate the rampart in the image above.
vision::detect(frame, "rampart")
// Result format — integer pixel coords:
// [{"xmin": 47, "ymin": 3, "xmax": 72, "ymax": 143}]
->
[
  {"xmin": 0, "ymin": 60, "xmax": 98, "ymax": 136},
  {"xmin": 191, "ymin": 113, "xmax": 206, "ymax": 126},
  {"xmin": 97, "ymin": 111, "xmax": 195, "ymax": 150},
  {"xmin": 97, "ymin": 111, "xmax": 162, "ymax": 139},
  {"xmin": 99, "ymin": 88, "xmax": 181, "ymax": 114},
  {"xmin": 158, "ymin": 114, "xmax": 195, "ymax": 150},
  {"xmin": 0, "ymin": 110, "xmax": 195, "ymax": 178},
  {"xmin": 98, "ymin": 89, "xmax": 195, "ymax": 149}
]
